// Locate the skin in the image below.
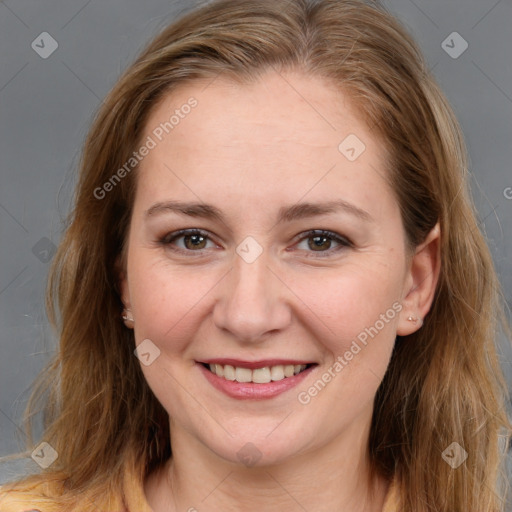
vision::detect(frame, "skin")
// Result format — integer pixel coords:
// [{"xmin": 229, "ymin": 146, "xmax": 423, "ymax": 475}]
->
[{"xmin": 118, "ymin": 69, "xmax": 440, "ymax": 511}]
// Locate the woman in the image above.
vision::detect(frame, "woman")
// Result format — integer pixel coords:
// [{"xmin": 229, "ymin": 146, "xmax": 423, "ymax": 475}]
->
[{"xmin": 1, "ymin": 0, "xmax": 510, "ymax": 510}]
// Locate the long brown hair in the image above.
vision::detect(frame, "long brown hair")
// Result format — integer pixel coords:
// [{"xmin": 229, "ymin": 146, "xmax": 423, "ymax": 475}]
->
[{"xmin": 1, "ymin": 0, "xmax": 510, "ymax": 510}]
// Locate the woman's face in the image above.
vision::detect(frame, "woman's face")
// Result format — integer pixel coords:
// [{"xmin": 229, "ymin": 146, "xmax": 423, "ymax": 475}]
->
[{"xmin": 119, "ymin": 70, "xmax": 432, "ymax": 466}]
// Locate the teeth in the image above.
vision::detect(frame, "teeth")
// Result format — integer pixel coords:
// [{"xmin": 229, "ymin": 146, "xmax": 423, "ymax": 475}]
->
[
  {"xmin": 207, "ymin": 363, "xmax": 308, "ymax": 383},
  {"xmin": 284, "ymin": 365, "xmax": 294, "ymax": 377},
  {"xmin": 215, "ymin": 364, "xmax": 224, "ymax": 377},
  {"xmin": 223, "ymin": 364, "xmax": 235, "ymax": 381},
  {"xmin": 270, "ymin": 365, "xmax": 285, "ymax": 381},
  {"xmin": 235, "ymin": 367, "xmax": 252, "ymax": 383},
  {"xmin": 252, "ymin": 367, "xmax": 271, "ymax": 384}
]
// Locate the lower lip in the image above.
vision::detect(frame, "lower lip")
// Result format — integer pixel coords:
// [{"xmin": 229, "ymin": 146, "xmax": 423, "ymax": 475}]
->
[{"xmin": 198, "ymin": 363, "xmax": 315, "ymax": 400}]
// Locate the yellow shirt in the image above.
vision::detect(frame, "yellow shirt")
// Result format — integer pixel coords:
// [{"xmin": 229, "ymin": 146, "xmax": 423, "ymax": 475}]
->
[{"xmin": 0, "ymin": 463, "xmax": 398, "ymax": 511}]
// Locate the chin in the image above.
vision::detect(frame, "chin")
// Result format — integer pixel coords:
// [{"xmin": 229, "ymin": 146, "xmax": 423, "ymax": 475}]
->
[{"xmin": 198, "ymin": 424, "xmax": 313, "ymax": 468}]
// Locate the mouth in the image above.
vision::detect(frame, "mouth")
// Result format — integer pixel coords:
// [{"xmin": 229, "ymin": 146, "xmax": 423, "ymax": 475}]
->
[
  {"xmin": 196, "ymin": 359, "xmax": 318, "ymax": 400},
  {"xmin": 201, "ymin": 362, "xmax": 315, "ymax": 384}
]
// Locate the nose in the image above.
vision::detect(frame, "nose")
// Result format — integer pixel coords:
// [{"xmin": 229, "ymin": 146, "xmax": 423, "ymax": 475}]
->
[{"xmin": 212, "ymin": 247, "xmax": 292, "ymax": 343}]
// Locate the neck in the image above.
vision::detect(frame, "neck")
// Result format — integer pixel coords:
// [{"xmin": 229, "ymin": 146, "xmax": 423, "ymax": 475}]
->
[{"xmin": 145, "ymin": 413, "xmax": 389, "ymax": 512}]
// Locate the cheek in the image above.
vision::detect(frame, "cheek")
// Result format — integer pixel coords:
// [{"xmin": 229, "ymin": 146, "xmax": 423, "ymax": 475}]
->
[
  {"xmin": 292, "ymin": 264, "xmax": 401, "ymax": 422},
  {"xmin": 128, "ymin": 256, "xmax": 222, "ymax": 353},
  {"xmin": 129, "ymin": 250, "xmax": 404, "ymax": 353},
  {"xmin": 291, "ymin": 259, "xmax": 403, "ymax": 343}
]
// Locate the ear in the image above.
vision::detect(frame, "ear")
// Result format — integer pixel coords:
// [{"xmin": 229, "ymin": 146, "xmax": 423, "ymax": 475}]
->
[{"xmin": 397, "ymin": 223, "xmax": 441, "ymax": 336}]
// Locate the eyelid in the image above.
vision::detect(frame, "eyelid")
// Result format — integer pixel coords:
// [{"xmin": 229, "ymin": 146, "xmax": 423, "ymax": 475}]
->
[
  {"xmin": 161, "ymin": 228, "xmax": 212, "ymax": 244},
  {"xmin": 159, "ymin": 228, "xmax": 353, "ymax": 256},
  {"xmin": 290, "ymin": 229, "xmax": 353, "ymax": 258},
  {"xmin": 294, "ymin": 229, "xmax": 353, "ymax": 246},
  {"xmin": 160, "ymin": 228, "xmax": 218, "ymax": 251}
]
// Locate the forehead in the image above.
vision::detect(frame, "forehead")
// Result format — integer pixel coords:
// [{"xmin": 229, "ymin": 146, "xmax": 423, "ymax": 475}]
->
[
  {"xmin": 134, "ymin": 70, "xmax": 392, "ymax": 217},
  {"xmin": 145, "ymin": 70, "xmax": 374, "ymax": 150}
]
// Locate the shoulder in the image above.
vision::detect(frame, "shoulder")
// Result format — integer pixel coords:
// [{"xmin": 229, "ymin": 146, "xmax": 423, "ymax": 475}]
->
[
  {"xmin": 0, "ymin": 478, "xmax": 63, "ymax": 512},
  {"xmin": 381, "ymin": 476, "xmax": 399, "ymax": 512},
  {"xmin": 0, "ymin": 477, "xmax": 129, "ymax": 512}
]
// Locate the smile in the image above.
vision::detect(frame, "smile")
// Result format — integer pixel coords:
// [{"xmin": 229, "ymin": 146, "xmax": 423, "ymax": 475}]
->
[
  {"xmin": 205, "ymin": 363, "xmax": 311, "ymax": 383},
  {"xmin": 197, "ymin": 359, "xmax": 317, "ymax": 400}
]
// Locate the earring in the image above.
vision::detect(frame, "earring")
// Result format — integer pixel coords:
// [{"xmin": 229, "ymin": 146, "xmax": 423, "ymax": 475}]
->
[
  {"xmin": 407, "ymin": 315, "xmax": 423, "ymax": 327},
  {"xmin": 122, "ymin": 309, "xmax": 134, "ymax": 328}
]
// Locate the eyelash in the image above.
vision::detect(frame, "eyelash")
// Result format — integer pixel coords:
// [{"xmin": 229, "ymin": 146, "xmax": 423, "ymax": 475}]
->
[{"xmin": 159, "ymin": 229, "xmax": 353, "ymax": 258}]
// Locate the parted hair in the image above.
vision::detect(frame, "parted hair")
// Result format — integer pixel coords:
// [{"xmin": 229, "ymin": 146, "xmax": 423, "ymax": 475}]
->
[{"xmin": 1, "ymin": 0, "xmax": 510, "ymax": 510}]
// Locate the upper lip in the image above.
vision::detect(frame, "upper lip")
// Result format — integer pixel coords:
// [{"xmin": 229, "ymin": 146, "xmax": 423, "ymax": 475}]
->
[{"xmin": 199, "ymin": 359, "xmax": 316, "ymax": 369}]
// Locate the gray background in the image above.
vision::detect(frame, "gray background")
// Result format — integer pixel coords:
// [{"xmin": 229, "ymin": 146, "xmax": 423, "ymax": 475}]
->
[{"xmin": 1, "ymin": 0, "xmax": 511, "ymax": 496}]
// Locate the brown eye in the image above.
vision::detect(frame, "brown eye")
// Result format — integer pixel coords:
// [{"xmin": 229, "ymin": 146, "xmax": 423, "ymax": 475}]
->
[
  {"xmin": 183, "ymin": 233, "xmax": 208, "ymax": 250},
  {"xmin": 295, "ymin": 230, "xmax": 352, "ymax": 257},
  {"xmin": 161, "ymin": 229, "xmax": 216, "ymax": 253},
  {"xmin": 308, "ymin": 234, "xmax": 333, "ymax": 251}
]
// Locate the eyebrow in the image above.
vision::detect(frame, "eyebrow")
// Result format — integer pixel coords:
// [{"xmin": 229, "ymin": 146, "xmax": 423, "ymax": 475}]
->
[{"xmin": 145, "ymin": 199, "xmax": 373, "ymax": 223}]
